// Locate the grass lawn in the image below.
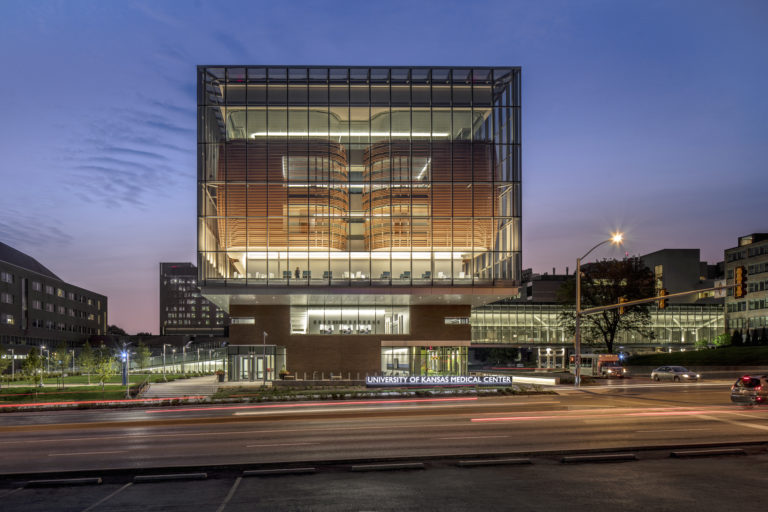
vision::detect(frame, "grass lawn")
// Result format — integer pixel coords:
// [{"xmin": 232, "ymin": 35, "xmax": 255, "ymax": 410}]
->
[
  {"xmin": 627, "ymin": 346, "xmax": 768, "ymax": 367},
  {"xmin": 0, "ymin": 373, "xmax": 208, "ymax": 404}
]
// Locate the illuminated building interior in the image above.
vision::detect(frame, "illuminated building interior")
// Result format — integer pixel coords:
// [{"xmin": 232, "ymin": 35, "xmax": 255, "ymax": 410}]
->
[
  {"xmin": 198, "ymin": 66, "xmax": 521, "ymax": 380},
  {"xmin": 199, "ymin": 67, "xmax": 520, "ymax": 287}
]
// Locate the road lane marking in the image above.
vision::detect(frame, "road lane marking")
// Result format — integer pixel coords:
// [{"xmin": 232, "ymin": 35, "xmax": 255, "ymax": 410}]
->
[
  {"xmin": 439, "ymin": 435, "xmax": 509, "ymax": 440},
  {"xmin": 246, "ymin": 442, "xmax": 318, "ymax": 448},
  {"xmin": 699, "ymin": 414, "xmax": 768, "ymax": 432},
  {"xmin": 215, "ymin": 476, "xmax": 241, "ymax": 512},
  {"xmin": 48, "ymin": 450, "xmax": 127, "ymax": 457},
  {"xmin": 145, "ymin": 396, "xmax": 479, "ymax": 414},
  {"xmin": 0, "ymin": 488, "xmax": 22, "ymax": 499},
  {"xmin": 82, "ymin": 482, "xmax": 132, "ymax": 512},
  {"xmin": 636, "ymin": 428, "xmax": 712, "ymax": 433},
  {"xmin": 0, "ymin": 423, "xmax": 450, "ymax": 446},
  {"xmin": 232, "ymin": 400, "xmax": 561, "ymax": 416}
]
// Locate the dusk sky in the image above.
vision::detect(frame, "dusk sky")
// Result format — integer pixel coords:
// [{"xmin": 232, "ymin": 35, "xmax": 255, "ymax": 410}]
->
[{"xmin": 1, "ymin": 0, "xmax": 766, "ymax": 334}]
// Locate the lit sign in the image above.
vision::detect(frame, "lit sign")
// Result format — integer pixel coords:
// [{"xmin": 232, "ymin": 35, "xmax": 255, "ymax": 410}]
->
[
  {"xmin": 366, "ymin": 376, "xmax": 511, "ymax": 387},
  {"xmin": 444, "ymin": 317, "xmax": 470, "ymax": 325}
]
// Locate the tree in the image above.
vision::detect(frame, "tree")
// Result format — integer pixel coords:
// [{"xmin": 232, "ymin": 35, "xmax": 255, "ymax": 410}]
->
[
  {"xmin": 107, "ymin": 325, "xmax": 127, "ymax": 336},
  {"xmin": 52, "ymin": 343, "xmax": 71, "ymax": 388},
  {"xmin": 761, "ymin": 327, "xmax": 768, "ymax": 346},
  {"xmin": 95, "ymin": 347, "xmax": 118, "ymax": 391},
  {"xmin": 712, "ymin": 333, "xmax": 731, "ymax": 347},
  {"xmin": 78, "ymin": 342, "xmax": 96, "ymax": 384},
  {"xmin": 558, "ymin": 258, "xmax": 655, "ymax": 354},
  {"xmin": 23, "ymin": 348, "xmax": 43, "ymax": 386},
  {"xmin": 0, "ymin": 355, "xmax": 10, "ymax": 389},
  {"xmin": 136, "ymin": 332, "xmax": 152, "ymax": 337},
  {"xmin": 136, "ymin": 342, "xmax": 151, "ymax": 369},
  {"xmin": 731, "ymin": 330, "xmax": 743, "ymax": 346},
  {"xmin": 745, "ymin": 331, "xmax": 753, "ymax": 346}
]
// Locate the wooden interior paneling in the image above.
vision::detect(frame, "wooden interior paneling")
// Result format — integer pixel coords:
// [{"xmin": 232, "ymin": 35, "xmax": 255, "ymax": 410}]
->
[{"xmin": 216, "ymin": 140, "xmax": 348, "ymax": 250}]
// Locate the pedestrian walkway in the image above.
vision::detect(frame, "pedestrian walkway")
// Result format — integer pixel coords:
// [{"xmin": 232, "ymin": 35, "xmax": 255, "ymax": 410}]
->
[{"xmin": 141, "ymin": 375, "xmax": 219, "ymax": 398}]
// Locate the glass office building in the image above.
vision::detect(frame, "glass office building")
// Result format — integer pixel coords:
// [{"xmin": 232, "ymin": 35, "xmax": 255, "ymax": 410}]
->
[{"xmin": 198, "ymin": 66, "xmax": 521, "ymax": 380}]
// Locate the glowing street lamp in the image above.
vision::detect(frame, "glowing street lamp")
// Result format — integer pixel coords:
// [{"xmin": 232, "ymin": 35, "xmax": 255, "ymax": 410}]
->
[{"xmin": 574, "ymin": 232, "xmax": 623, "ymax": 387}]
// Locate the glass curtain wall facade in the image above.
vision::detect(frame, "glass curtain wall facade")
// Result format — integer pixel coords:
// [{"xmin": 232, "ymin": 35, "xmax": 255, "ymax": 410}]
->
[
  {"xmin": 471, "ymin": 303, "xmax": 725, "ymax": 347},
  {"xmin": 198, "ymin": 67, "xmax": 521, "ymax": 288}
]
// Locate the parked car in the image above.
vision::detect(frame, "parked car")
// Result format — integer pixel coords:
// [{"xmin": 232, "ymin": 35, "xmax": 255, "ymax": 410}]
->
[
  {"xmin": 730, "ymin": 375, "xmax": 768, "ymax": 405},
  {"xmin": 650, "ymin": 366, "xmax": 700, "ymax": 382}
]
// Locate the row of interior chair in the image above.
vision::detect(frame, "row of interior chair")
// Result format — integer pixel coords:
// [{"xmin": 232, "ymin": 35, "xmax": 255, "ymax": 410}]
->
[{"xmin": 240, "ymin": 270, "xmax": 470, "ymax": 280}]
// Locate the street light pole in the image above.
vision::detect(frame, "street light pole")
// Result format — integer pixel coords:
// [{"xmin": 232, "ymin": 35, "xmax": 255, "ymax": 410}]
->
[
  {"xmin": 162, "ymin": 344, "xmax": 168, "ymax": 381},
  {"xmin": 8, "ymin": 349, "xmax": 13, "ymax": 382},
  {"xmin": 574, "ymin": 233, "xmax": 623, "ymax": 387},
  {"xmin": 263, "ymin": 331, "xmax": 268, "ymax": 384}
]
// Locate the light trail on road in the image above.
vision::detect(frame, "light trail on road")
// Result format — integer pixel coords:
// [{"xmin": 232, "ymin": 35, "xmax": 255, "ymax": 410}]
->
[
  {"xmin": 144, "ymin": 396, "xmax": 479, "ymax": 414},
  {"xmin": 1, "ymin": 385, "xmax": 767, "ymax": 474}
]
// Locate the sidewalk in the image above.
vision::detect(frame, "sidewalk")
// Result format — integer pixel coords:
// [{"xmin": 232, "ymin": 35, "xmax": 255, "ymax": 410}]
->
[{"xmin": 142, "ymin": 375, "xmax": 220, "ymax": 398}]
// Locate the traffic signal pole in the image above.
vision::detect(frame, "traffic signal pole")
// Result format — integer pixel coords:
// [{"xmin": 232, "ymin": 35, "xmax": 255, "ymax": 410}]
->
[{"xmin": 580, "ymin": 281, "xmax": 742, "ymax": 316}]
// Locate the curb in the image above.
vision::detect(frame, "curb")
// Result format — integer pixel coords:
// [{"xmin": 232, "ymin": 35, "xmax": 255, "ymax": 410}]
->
[
  {"xmin": 351, "ymin": 463, "xmax": 425, "ymax": 472},
  {"xmin": 26, "ymin": 477, "xmax": 102, "ymax": 487},
  {"xmin": 457, "ymin": 458, "xmax": 531, "ymax": 467},
  {"xmin": 562, "ymin": 453, "xmax": 637, "ymax": 464},
  {"xmin": 671, "ymin": 448, "xmax": 746, "ymax": 458},
  {"xmin": 1, "ymin": 440, "xmax": 766, "ymax": 483},
  {"xmin": 243, "ymin": 468, "xmax": 316, "ymax": 476},
  {"xmin": 133, "ymin": 473, "xmax": 207, "ymax": 483}
]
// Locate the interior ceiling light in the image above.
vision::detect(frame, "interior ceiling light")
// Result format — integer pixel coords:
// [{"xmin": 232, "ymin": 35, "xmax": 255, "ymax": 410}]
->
[{"xmin": 251, "ymin": 131, "xmax": 449, "ymax": 138}]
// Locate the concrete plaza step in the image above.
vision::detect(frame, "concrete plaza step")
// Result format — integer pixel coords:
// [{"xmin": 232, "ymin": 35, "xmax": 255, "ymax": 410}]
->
[{"xmin": 141, "ymin": 375, "xmax": 219, "ymax": 398}]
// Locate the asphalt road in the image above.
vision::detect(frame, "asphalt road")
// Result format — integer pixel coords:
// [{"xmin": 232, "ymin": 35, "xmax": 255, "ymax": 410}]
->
[{"xmin": 1, "ymin": 379, "xmax": 766, "ymax": 475}]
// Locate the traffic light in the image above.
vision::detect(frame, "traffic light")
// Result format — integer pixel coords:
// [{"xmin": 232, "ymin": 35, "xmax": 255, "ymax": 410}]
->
[
  {"xmin": 619, "ymin": 297, "xmax": 628, "ymax": 315},
  {"xmin": 735, "ymin": 266, "xmax": 747, "ymax": 299},
  {"xmin": 658, "ymin": 288, "xmax": 668, "ymax": 309}
]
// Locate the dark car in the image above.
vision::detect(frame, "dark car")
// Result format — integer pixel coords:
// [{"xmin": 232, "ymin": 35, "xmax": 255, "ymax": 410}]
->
[
  {"xmin": 650, "ymin": 366, "xmax": 700, "ymax": 382},
  {"xmin": 730, "ymin": 375, "xmax": 768, "ymax": 405}
]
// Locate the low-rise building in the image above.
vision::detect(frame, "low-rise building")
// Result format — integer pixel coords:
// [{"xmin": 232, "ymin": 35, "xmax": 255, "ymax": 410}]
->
[
  {"xmin": 725, "ymin": 233, "xmax": 768, "ymax": 336},
  {"xmin": 639, "ymin": 249, "xmax": 723, "ymax": 304},
  {"xmin": 160, "ymin": 263, "xmax": 228, "ymax": 336},
  {"xmin": 0, "ymin": 241, "xmax": 107, "ymax": 349}
]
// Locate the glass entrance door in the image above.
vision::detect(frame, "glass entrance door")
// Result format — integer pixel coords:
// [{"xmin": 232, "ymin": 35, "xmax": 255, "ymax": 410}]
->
[
  {"xmin": 240, "ymin": 356, "xmax": 252, "ymax": 381},
  {"xmin": 256, "ymin": 356, "xmax": 265, "ymax": 381}
]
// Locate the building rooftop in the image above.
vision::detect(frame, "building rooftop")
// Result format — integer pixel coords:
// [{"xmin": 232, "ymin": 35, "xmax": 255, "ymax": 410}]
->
[{"xmin": 0, "ymin": 241, "xmax": 60, "ymax": 280}]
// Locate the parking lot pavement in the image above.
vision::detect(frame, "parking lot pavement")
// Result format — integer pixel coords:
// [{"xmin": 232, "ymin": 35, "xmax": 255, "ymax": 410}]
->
[{"xmin": 2, "ymin": 450, "xmax": 767, "ymax": 511}]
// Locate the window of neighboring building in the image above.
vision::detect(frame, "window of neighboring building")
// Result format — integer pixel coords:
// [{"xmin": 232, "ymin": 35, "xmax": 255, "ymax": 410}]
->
[
  {"xmin": 45, "ymin": 285, "xmax": 54, "ymax": 294},
  {"xmin": 45, "ymin": 303, "xmax": 54, "ymax": 312},
  {"xmin": 0, "ymin": 292, "xmax": 13, "ymax": 304},
  {"xmin": 56, "ymin": 288, "xmax": 64, "ymax": 298},
  {"xmin": 32, "ymin": 281, "xmax": 42, "ymax": 292},
  {"xmin": 57, "ymin": 305, "xmax": 66, "ymax": 315},
  {"xmin": 231, "ymin": 318, "xmax": 255, "ymax": 324},
  {"xmin": 0, "ymin": 272, "xmax": 13, "ymax": 284},
  {"xmin": 1, "ymin": 314, "xmax": 14, "ymax": 325},
  {"xmin": 67, "ymin": 292, "xmax": 75, "ymax": 300},
  {"xmin": 31, "ymin": 299, "xmax": 41, "ymax": 310}
]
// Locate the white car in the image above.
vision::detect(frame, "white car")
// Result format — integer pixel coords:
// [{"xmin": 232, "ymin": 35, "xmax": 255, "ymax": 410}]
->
[{"xmin": 651, "ymin": 366, "xmax": 700, "ymax": 382}]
